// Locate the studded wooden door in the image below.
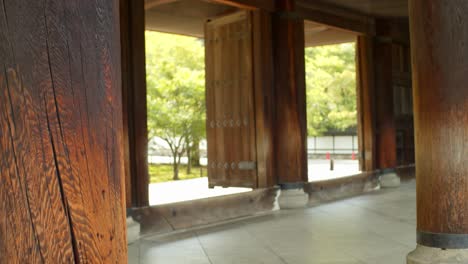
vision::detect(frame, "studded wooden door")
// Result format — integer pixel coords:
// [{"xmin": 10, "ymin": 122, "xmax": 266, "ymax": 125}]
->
[{"xmin": 205, "ymin": 11, "xmax": 258, "ymax": 188}]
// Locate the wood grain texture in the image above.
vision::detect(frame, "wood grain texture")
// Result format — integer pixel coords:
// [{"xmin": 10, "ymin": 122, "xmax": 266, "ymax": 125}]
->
[
  {"xmin": 273, "ymin": 0, "xmax": 308, "ymax": 184},
  {"xmin": 356, "ymin": 36, "xmax": 376, "ymax": 172},
  {"xmin": 121, "ymin": 0, "xmax": 150, "ymax": 207},
  {"xmin": 135, "ymin": 187, "xmax": 278, "ymax": 234},
  {"xmin": 252, "ymin": 10, "xmax": 276, "ymax": 188},
  {"xmin": 205, "ymin": 11, "xmax": 258, "ymax": 188},
  {"xmin": 0, "ymin": 0, "xmax": 127, "ymax": 262},
  {"xmin": 409, "ymin": 0, "xmax": 468, "ymax": 234}
]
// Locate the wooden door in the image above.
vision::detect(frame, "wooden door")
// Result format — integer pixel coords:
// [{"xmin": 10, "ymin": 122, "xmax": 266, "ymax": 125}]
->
[{"xmin": 205, "ymin": 11, "xmax": 258, "ymax": 188}]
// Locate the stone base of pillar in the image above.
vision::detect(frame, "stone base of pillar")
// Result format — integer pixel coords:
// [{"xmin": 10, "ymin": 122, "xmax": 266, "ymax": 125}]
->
[
  {"xmin": 380, "ymin": 169, "xmax": 400, "ymax": 188},
  {"xmin": 278, "ymin": 183, "xmax": 309, "ymax": 209},
  {"xmin": 408, "ymin": 245, "xmax": 468, "ymax": 264},
  {"xmin": 127, "ymin": 209, "xmax": 140, "ymax": 244}
]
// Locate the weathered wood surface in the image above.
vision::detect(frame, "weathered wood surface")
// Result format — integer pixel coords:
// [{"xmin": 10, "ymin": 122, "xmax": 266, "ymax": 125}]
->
[
  {"xmin": 305, "ymin": 172, "xmax": 380, "ymax": 206},
  {"xmin": 252, "ymin": 10, "xmax": 275, "ymax": 188},
  {"xmin": 273, "ymin": 0, "xmax": 308, "ymax": 184},
  {"xmin": 121, "ymin": 0, "xmax": 150, "ymax": 207},
  {"xmin": 356, "ymin": 36, "xmax": 376, "ymax": 172},
  {"xmin": 409, "ymin": 0, "xmax": 468, "ymax": 234},
  {"xmin": 0, "ymin": 0, "xmax": 127, "ymax": 262},
  {"xmin": 205, "ymin": 11, "xmax": 258, "ymax": 188},
  {"xmin": 134, "ymin": 187, "xmax": 278, "ymax": 236}
]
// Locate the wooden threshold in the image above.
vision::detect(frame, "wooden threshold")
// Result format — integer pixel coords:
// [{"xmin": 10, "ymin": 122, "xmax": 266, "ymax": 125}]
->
[{"xmin": 128, "ymin": 166, "xmax": 415, "ymax": 239}]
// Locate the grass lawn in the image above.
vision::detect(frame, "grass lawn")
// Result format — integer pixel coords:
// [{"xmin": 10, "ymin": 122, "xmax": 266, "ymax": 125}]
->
[{"xmin": 149, "ymin": 164, "xmax": 207, "ymax": 183}]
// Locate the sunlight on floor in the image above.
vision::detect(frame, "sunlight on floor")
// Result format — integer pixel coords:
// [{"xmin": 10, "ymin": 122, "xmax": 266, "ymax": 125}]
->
[
  {"xmin": 308, "ymin": 159, "xmax": 360, "ymax": 182},
  {"xmin": 148, "ymin": 159, "xmax": 359, "ymax": 206},
  {"xmin": 149, "ymin": 177, "xmax": 251, "ymax": 206}
]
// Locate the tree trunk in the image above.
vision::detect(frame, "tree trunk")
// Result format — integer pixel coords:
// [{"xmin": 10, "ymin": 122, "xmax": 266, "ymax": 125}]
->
[
  {"xmin": 186, "ymin": 141, "xmax": 192, "ymax": 174},
  {"xmin": 191, "ymin": 138, "xmax": 201, "ymax": 167},
  {"xmin": 173, "ymin": 154, "xmax": 180, "ymax": 181}
]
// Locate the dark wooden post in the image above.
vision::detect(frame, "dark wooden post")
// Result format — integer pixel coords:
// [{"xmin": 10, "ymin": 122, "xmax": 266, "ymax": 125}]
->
[
  {"xmin": 356, "ymin": 36, "xmax": 376, "ymax": 172},
  {"xmin": 0, "ymin": 0, "xmax": 127, "ymax": 262},
  {"xmin": 408, "ymin": 0, "xmax": 468, "ymax": 261},
  {"xmin": 252, "ymin": 10, "xmax": 276, "ymax": 188},
  {"xmin": 272, "ymin": 0, "xmax": 308, "ymax": 186},
  {"xmin": 374, "ymin": 40, "xmax": 397, "ymax": 172},
  {"xmin": 121, "ymin": 0, "xmax": 150, "ymax": 207}
]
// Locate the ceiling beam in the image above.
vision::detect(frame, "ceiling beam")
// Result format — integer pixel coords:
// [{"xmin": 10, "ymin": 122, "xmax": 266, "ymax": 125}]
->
[
  {"xmin": 145, "ymin": 0, "xmax": 181, "ymax": 10},
  {"xmin": 205, "ymin": 0, "xmax": 275, "ymax": 12},
  {"xmin": 296, "ymin": 0, "xmax": 375, "ymax": 35}
]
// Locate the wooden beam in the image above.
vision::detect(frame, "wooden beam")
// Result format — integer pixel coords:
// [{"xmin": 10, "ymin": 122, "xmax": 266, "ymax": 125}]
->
[
  {"xmin": 0, "ymin": 0, "xmax": 127, "ymax": 262},
  {"xmin": 296, "ymin": 0, "xmax": 375, "ymax": 35},
  {"xmin": 121, "ymin": 0, "xmax": 150, "ymax": 207},
  {"xmin": 133, "ymin": 188, "xmax": 278, "ymax": 234},
  {"xmin": 145, "ymin": 0, "xmax": 180, "ymax": 10},
  {"xmin": 207, "ymin": 0, "xmax": 275, "ymax": 12}
]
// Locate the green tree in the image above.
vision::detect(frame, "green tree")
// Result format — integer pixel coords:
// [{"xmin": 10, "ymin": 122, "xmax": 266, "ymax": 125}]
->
[
  {"xmin": 146, "ymin": 31, "xmax": 205, "ymax": 180},
  {"xmin": 305, "ymin": 43, "xmax": 357, "ymax": 136}
]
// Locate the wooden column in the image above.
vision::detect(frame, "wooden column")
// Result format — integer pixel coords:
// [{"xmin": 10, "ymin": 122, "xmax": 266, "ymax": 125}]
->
[
  {"xmin": 374, "ymin": 40, "xmax": 397, "ymax": 171},
  {"xmin": 121, "ymin": 0, "xmax": 149, "ymax": 207},
  {"xmin": 410, "ymin": 0, "xmax": 468, "ymax": 249},
  {"xmin": 253, "ymin": 10, "xmax": 276, "ymax": 188},
  {"xmin": 356, "ymin": 36, "xmax": 377, "ymax": 172},
  {"xmin": 272, "ymin": 0, "xmax": 308, "ymax": 184},
  {"xmin": 0, "ymin": 0, "xmax": 127, "ymax": 262}
]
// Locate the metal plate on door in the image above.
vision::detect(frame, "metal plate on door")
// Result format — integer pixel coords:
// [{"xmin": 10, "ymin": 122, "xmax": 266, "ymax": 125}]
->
[{"xmin": 238, "ymin": 161, "xmax": 256, "ymax": 170}]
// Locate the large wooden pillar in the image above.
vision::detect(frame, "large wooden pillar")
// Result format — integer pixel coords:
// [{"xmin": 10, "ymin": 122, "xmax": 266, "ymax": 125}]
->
[
  {"xmin": 374, "ymin": 40, "xmax": 397, "ymax": 172},
  {"xmin": 252, "ymin": 10, "xmax": 276, "ymax": 188},
  {"xmin": 0, "ymin": 0, "xmax": 127, "ymax": 262},
  {"xmin": 356, "ymin": 36, "xmax": 376, "ymax": 172},
  {"xmin": 272, "ymin": 0, "xmax": 308, "ymax": 186},
  {"xmin": 408, "ymin": 0, "xmax": 468, "ymax": 261}
]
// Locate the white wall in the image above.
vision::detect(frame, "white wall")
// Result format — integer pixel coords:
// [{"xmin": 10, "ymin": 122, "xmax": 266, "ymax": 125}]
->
[{"xmin": 150, "ymin": 135, "xmax": 359, "ymax": 163}]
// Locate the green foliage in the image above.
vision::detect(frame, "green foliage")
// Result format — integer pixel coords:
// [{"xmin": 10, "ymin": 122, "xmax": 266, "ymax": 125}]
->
[
  {"xmin": 146, "ymin": 31, "xmax": 206, "ymax": 180},
  {"xmin": 149, "ymin": 164, "xmax": 206, "ymax": 183},
  {"xmin": 305, "ymin": 43, "xmax": 357, "ymax": 136},
  {"xmin": 145, "ymin": 31, "xmax": 358, "ymax": 180}
]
